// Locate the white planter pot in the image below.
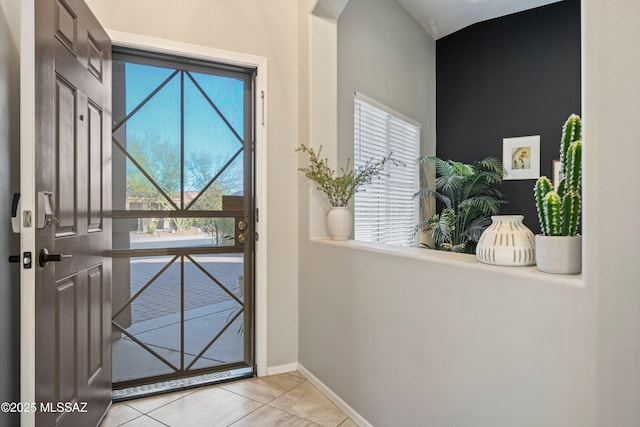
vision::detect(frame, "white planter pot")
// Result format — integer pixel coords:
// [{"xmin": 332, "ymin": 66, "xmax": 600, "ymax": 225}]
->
[
  {"xmin": 535, "ymin": 235, "xmax": 582, "ymax": 274},
  {"xmin": 327, "ymin": 207, "xmax": 352, "ymax": 241},
  {"xmin": 476, "ymin": 215, "xmax": 536, "ymax": 266}
]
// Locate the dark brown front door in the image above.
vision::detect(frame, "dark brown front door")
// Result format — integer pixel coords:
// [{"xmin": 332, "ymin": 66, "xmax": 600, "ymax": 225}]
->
[{"xmin": 34, "ymin": 0, "xmax": 112, "ymax": 426}]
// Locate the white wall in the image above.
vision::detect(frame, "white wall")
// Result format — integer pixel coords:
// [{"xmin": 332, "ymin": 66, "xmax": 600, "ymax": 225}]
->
[
  {"xmin": 337, "ymin": 0, "xmax": 436, "ymax": 162},
  {"xmin": 298, "ymin": 0, "xmax": 640, "ymax": 424},
  {"xmin": 582, "ymin": 0, "xmax": 640, "ymax": 424},
  {"xmin": 85, "ymin": 0, "xmax": 300, "ymax": 369},
  {"xmin": 300, "ymin": 243, "xmax": 594, "ymax": 426},
  {"xmin": 0, "ymin": 1, "xmax": 20, "ymax": 426}
]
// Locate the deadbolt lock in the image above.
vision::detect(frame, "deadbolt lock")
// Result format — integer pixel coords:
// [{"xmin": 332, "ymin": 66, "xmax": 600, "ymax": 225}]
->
[{"xmin": 238, "ymin": 220, "xmax": 247, "ymax": 231}]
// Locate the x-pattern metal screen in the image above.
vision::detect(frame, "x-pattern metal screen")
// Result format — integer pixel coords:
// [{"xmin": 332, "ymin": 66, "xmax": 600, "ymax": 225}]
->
[
  {"xmin": 110, "ymin": 49, "xmax": 255, "ymax": 391},
  {"xmin": 112, "ymin": 68, "xmax": 245, "ymax": 212}
]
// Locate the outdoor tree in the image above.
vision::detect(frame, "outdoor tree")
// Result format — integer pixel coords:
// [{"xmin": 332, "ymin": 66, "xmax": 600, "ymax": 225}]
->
[
  {"xmin": 127, "ymin": 137, "xmax": 180, "ymax": 233},
  {"xmin": 186, "ymin": 150, "xmax": 240, "ymax": 245},
  {"xmin": 125, "ymin": 135, "xmax": 242, "ymax": 244}
]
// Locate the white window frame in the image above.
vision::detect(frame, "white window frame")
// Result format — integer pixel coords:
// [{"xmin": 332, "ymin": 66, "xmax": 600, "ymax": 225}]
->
[{"xmin": 353, "ymin": 92, "xmax": 420, "ymax": 247}]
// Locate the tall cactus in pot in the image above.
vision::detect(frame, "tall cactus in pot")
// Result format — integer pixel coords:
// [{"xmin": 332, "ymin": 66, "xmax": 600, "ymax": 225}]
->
[{"xmin": 534, "ymin": 114, "xmax": 583, "ymax": 236}]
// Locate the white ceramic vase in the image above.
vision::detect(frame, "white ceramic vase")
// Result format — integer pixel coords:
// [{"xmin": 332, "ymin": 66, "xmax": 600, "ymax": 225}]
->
[
  {"xmin": 535, "ymin": 235, "xmax": 582, "ymax": 274},
  {"xmin": 327, "ymin": 207, "xmax": 352, "ymax": 241},
  {"xmin": 476, "ymin": 215, "xmax": 536, "ymax": 266}
]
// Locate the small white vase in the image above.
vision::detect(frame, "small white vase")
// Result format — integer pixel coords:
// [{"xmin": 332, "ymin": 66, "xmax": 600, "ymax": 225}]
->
[
  {"xmin": 535, "ymin": 235, "xmax": 582, "ymax": 274},
  {"xmin": 476, "ymin": 215, "xmax": 536, "ymax": 266},
  {"xmin": 327, "ymin": 207, "xmax": 352, "ymax": 241}
]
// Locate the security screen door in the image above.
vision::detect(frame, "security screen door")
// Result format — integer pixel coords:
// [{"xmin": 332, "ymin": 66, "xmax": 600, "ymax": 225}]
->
[{"xmin": 110, "ymin": 48, "xmax": 256, "ymax": 394}]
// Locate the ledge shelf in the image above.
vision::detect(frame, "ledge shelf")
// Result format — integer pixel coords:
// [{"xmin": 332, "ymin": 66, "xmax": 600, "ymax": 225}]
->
[{"xmin": 310, "ymin": 238, "xmax": 584, "ymax": 288}]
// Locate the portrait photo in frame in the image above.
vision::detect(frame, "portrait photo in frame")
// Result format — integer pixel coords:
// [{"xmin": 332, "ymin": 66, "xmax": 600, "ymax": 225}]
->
[{"xmin": 503, "ymin": 135, "xmax": 540, "ymax": 180}]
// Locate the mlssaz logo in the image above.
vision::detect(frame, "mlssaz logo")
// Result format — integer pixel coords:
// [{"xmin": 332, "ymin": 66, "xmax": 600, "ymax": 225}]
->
[{"xmin": 40, "ymin": 402, "xmax": 88, "ymax": 413}]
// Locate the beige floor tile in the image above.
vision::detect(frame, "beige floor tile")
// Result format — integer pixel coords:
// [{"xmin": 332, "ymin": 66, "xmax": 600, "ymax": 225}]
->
[
  {"xmin": 220, "ymin": 374, "xmax": 303, "ymax": 403},
  {"xmin": 124, "ymin": 388, "xmax": 196, "ymax": 414},
  {"xmin": 229, "ymin": 405, "xmax": 322, "ymax": 427},
  {"xmin": 338, "ymin": 418, "xmax": 359, "ymax": 427},
  {"xmin": 269, "ymin": 382, "xmax": 347, "ymax": 427},
  {"xmin": 148, "ymin": 386, "xmax": 262, "ymax": 427},
  {"xmin": 287, "ymin": 371, "xmax": 306, "ymax": 381},
  {"xmin": 120, "ymin": 415, "xmax": 169, "ymax": 427},
  {"xmin": 99, "ymin": 403, "xmax": 143, "ymax": 427}
]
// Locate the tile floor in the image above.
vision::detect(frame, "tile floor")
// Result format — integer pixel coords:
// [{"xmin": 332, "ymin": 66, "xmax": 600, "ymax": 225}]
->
[{"xmin": 100, "ymin": 371, "xmax": 358, "ymax": 427}]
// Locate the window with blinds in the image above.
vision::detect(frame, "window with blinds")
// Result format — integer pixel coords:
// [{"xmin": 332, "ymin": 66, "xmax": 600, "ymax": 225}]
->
[{"xmin": 353, "ymin": 93, "xmax": 420, "ymax": 247}]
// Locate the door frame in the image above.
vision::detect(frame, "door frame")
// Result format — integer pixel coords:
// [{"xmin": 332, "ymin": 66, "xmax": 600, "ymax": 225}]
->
[
  {"xmin": 20, "ymin": 2, "xmax": 37, "ymax": 426},
  {"xmin": 20, "ymin": 19, "xmax": 268, "ymax": 426},
  {"xmin": 105, "ymin": 30, "xmax": 270, "ymax": 381}
]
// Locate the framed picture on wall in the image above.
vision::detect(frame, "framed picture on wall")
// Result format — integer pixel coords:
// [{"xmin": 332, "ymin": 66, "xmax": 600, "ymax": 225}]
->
[
  {"xmin": 552, "ymin": 159, "xmax": 561, "ymax": 191},
  {"xmin": 502, "ymin": 135, "xmax": 540, "ymax": 180}
]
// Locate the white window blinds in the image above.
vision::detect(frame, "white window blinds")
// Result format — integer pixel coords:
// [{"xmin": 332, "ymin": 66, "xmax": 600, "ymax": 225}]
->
[{"xmin": 353, "ymin": 92, "xmax": 420, "ymax": 247}]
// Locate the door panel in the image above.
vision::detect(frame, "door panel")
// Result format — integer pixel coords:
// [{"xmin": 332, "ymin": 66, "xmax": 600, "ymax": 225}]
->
[
  {"xmin": 54, "ymin": 0, "xmax": 77, "ymax": 53},
  {"xmin": 87, "ymin": 265, "xmax": 104, "ymax": 383},
  {"xmin": 88, "ymin": 102, "xmax": 103, "ymax": 232},
  {"xmin": 87, "ymin": 33, "xmax": 104, "ymax": 81},
  {"xmin": 35, "ymin": 0, "xmax": 112, "ymax": 426},
  {"xmin": 55, "ymin": 276, "xmax": 77, "ymax": 404},
  {"xmin": 55, "ymin": 77, "xmax": 77, "ymax": 234}
]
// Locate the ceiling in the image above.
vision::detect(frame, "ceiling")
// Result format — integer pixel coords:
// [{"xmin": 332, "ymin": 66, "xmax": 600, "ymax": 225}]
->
[{"xmin": 396, "ymin": 0, "xmax": 563, "ymax": 39}]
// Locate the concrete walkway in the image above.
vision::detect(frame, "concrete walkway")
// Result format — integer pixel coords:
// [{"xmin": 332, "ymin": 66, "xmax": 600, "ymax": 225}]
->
[
  {"xmin": 125, "ymin": 256, "xmax": 244, "ymax": 323},
  {"xmin": 113, "ymin": 256, "xmax": 246, "ymax": 384}
]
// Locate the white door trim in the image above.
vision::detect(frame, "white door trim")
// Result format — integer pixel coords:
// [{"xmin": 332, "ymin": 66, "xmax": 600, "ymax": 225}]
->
[
  {"xmin": 19, "ymin": 1, "xmax": 36, "ymax": 426},
  {"xmin": 107, "ymin": 30, "xmax": 269, "ymax": 377}
]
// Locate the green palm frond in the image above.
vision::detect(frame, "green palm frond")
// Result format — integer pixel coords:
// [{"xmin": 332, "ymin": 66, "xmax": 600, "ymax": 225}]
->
[
  {"xmin": 427, "ymin": 208, "xmax": 455, "ymax": 248},
  {"xmin": 465, "ymin": 216, "xmax": 493, "ymax": 242},
  {"xmin": 482, "ymin": 187, "xmax": 507, "ymax": 200},
  {"xmin": 413, "ymin": 188, "xmax": 452, "ymax": 209},
  {"xmin": 419, "ymin": 156, "xmax": 453, "ymax": 178},
  {"xmin": 451, "ymin": 160, "xmax": 474, "ymax": 177},
  {"xmin": 436, "ymin": 174, "xmax": 466, "ymax": 193},
  {"xmin": 459, "ymin": 195, "xmax": 506, "ymax": 216},
  {"xmin": 416, "ymin": 156, "xmax": 507, "ymax": 254},
  {"xmin": 474, "ymin": 157, "xmax": 506, "ymax": 176}
]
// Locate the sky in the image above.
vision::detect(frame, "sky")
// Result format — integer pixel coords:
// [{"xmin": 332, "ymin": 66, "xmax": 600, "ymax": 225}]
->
[{"xmin": 115, "ymin": 61, "xmax": 247, "ymax": 195}]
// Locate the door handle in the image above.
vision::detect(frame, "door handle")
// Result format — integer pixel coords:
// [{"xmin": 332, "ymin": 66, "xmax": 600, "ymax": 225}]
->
[{"xmin": 39, "ymin": 248, "xmax": 72, "ymax": 267}]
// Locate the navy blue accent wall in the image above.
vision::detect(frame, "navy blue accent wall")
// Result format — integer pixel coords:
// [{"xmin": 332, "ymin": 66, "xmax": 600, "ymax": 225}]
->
[{"xmin": 436, "ymin": 0, "xmax": 581, "ymax": 233}]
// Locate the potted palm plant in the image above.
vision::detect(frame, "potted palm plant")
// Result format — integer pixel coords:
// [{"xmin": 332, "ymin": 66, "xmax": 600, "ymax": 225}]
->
[
  {"xmin": 297, "ymin": 144, "xmax": 390, "ymax": 240},
  {"xmin": 533, "ymin": 114, "xmax": 582, "ymax": 274},
  {"xmin": 415, "ymin": 156, "xmax": 507, "ymax": 253}
]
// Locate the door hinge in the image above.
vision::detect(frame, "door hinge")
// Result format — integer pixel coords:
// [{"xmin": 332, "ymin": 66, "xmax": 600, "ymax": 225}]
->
[
  {"xmin": 255, "ymin": 208, "xmax": 259, "ymax": 223},
  {"xmin": 260, "ymin": 91, "xmax": 265, "ymax": 126}
]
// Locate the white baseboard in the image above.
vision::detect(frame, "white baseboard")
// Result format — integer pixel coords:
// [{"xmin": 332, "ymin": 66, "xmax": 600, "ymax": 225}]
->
[
  {"xmin": 297, "ymin": 364, "xmax": 373, "ymax": 427},
  {"xmin": 265, "ymin": 362, "xmax": 299, "ymax": 376}
]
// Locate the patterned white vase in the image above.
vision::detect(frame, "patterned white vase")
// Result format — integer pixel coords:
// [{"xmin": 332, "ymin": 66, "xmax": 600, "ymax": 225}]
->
[
  {"xmin": 327, "ymin": 207, "xmax": 352, "ymax": 241},
  {"xmin": 476, "ymin": 215, "xmax": 536, "ymax": 266}
]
